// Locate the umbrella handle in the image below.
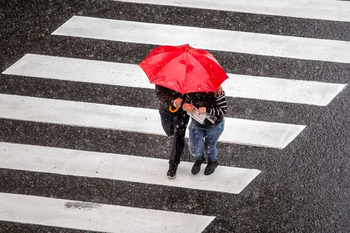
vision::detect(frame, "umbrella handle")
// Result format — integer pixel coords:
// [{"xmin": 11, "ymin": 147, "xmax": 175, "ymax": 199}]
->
[{"xmin": 169, "ymin": 106, "xmax": 180, "ymax": 113}]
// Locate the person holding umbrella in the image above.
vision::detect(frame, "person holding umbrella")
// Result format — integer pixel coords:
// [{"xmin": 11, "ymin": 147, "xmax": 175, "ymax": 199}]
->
[
  {"xmin": 155, "ymin": 84, "xmax": 190, "ymax": 178},
  {"xmin": 139, "ymin": 44, "xmax": 228, "ymax": 178}
]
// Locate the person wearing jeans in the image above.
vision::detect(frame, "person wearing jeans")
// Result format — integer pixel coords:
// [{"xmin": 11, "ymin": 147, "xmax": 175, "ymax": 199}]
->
[{"xmin": 182, "ymin": 90, "xmax": 227, "ymax": 175}]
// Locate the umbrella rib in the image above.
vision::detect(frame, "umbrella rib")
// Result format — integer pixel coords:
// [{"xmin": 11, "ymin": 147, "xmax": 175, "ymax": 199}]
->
[
  {"xmin": 155, "ymin": 52, "xmax": 186, "ymax": 93},
  {"xmin": 188, "ymin": 52, "xmax": 212, "ymax": 91},
  {"xmin": 189, "ymin": 52, "xmax": 226, "ymax": 91},
  {"xmin": 190, "ymin": 52, "xmax": 211, "ymax": 75},
  {"xmin": 183, "ymin": 51, "xmax": 189, "ymax": 93}
]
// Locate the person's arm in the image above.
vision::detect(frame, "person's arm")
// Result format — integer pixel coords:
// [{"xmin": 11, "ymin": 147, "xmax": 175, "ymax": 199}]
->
[
  {"xmin": 199, "ymin": 92, "xmax": 227, "ymax": 116},
  {"xmin": 155, "ymin": 85, "xmax": 178, "ymax": 106},
  {"xmin": 182, "ymin": 94, "xmax": 196, "ymax": 114}
]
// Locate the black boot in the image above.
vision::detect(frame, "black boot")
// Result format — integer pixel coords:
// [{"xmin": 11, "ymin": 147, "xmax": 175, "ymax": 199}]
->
[
  {"xmin": 167, "ymin": 164, "xmax": 178, "ymax": 179},
  {"xmin": 191, "ymin": 158, "xmax": 206, "ymax": 175},
  {"xmin": 204, "ymin": 160, "xmax": 218, "ymax": 175}
]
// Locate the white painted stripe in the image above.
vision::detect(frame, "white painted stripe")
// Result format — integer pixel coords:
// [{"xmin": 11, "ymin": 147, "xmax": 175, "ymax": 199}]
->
[
  {"xmin": 116, "ymin": 0, "xmax": 350, "ymax": 22},
  {"xmin": 0, "ymin": 142, "xmax": 261, "ymax": 194},
  {"xmin": 0, "ymin": 94, "xmax": 305, "ymax": 149},
  {"xmin": 3, "ymin": 54, "xmax": 346, "ymax": 106},
  {"xmin": 225, "ymin": 74, "xmax": 346, "ymax": 106},
  {"xmin": 0, "ymin": 192, "xmax": 214, "ymax": 233},
  {"xmin": 52, "ymin": 16, "xmax": 350, "ymax": 64}
]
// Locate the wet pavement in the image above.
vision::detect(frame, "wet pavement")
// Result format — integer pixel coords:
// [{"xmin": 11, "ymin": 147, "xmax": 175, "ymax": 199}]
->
[{"xmin": 1, "ymin": 0, "xmax": 350, "ymax": 232}]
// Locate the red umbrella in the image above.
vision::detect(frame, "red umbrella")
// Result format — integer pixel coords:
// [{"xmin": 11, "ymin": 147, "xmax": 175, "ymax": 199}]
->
[{"xmin": 139, "ymin": 44, "xmax": 228, "ymax": 95}]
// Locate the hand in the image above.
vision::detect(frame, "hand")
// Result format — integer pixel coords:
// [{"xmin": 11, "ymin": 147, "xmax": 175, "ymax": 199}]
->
[
  {"xmin": 173, "ymin": 98, "xmax": 183, "ymax": 108},
  {"xmin": 198, "ymin": 107, "xmax": 206, "ymax": 114},
  {"xmin": 215, "ymin": 86, "xmax": 223, "ymax": 96},
  {"xmin": 182, "ymin": 103, "xmax": 196, "ymax": 114}
]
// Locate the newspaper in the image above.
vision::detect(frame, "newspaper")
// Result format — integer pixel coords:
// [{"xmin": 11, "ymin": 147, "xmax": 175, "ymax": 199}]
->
[{"xmin": 187, "ymin": 108, "xmax": 207, "ymax": 124}]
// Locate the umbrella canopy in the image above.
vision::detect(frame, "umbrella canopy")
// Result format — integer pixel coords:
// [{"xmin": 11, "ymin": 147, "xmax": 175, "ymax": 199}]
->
[{"xmin": 139, "ymin": 44, "xmax": 228, "ymax": 94}]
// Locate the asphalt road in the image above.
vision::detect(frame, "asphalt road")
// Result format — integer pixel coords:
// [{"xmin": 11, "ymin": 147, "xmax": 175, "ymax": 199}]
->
[{"xmin": 1, "ymin": 0, "xmax": 350, "ymax": 232}]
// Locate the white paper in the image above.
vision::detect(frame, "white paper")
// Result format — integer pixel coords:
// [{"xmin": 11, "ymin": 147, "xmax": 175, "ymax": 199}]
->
[{"xmin": 188, "ymin": 108, "xmax": 206, "ymax": 124}]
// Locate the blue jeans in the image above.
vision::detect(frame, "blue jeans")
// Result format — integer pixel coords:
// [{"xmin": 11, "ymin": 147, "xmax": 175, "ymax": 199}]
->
[{"xmin": 188, "ymin": 118, "xmax": 225, "ymax": 162}]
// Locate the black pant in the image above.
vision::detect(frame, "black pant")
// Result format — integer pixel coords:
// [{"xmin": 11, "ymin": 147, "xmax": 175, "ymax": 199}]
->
[{"xmin": 159, "ymin": 109, "xmax": 190, "ymax": 166}]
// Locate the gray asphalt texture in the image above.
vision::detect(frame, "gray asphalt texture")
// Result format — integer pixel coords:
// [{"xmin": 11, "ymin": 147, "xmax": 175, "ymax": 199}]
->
[{"xmin": 1, "ymin": 0, "xmax": 350, "ymax": 232}]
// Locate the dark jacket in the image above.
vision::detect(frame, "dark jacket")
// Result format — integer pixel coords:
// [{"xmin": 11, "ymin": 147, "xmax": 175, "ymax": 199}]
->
[
  {"xmin": 184, "ymin": 91, "xmax": 227, "ymax": 127},
  {"xmin": 155, "ymin": 85, "xmax": 186, "ymax": 115}
]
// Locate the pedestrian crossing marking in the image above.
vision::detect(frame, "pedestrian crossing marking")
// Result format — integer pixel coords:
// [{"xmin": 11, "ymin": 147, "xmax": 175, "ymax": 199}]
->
[
  {"xmin": 2, "ymin": 54, "xmax": 346, "ymax": 106},
  {"xmin": 115, "ymin": 0, "xmax": 350, "ymax": 22},
  {"xmin": 52, "ymin": 16, "xmax": 350, "ymax": 63},
  {"xmin": 0, "ymin": 192, "xmax": 215, "ymax": 233},
  {"xmin": 0, "ymin": 142, "xmax": 261, "ymax": 194},
  {"xmin": 0, "ymin": 93, "xmax": 305, "ymax": 149},
  {"xmin": 1, "ymin": 0, "xmax": 348, "ymax": 231}
]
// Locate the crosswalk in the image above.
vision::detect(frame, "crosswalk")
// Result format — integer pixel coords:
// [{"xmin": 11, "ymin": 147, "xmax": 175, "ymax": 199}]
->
[
  {"xmin": 0, "ymin": 142, "xmax": 260, "ymax": 194},
  {"xmin": 114, "ymin": 0, "xmax": 350, "ymax": 22},
  {"xmin": 0, "ymin": 192, "xmax": 214, "ymax": 233},
  {"xmin": 53, "ymin": 16, "xmax": 350, "ymax": 63},
  {"xmin": 0, "ymin": 0, "xmax": 348, "ymax": 232},
  {"xmin": 4, "ymin": 54, "xmax": 345, "ymax": 106}
]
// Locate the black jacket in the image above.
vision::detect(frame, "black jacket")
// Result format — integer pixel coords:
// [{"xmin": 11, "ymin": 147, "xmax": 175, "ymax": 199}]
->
[{"xmin": 155, "ymin": 85, "xmax": 186, "ymax": 115}]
